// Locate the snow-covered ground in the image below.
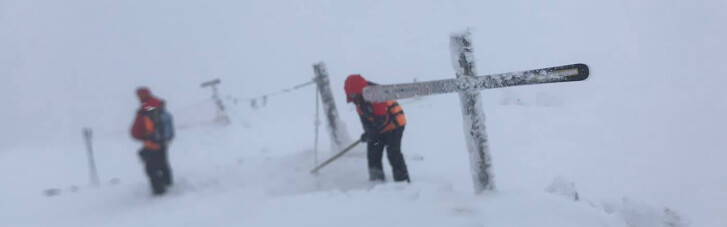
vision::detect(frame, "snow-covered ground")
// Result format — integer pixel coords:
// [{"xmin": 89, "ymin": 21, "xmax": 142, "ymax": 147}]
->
[
  {"xmin": 2, "ymin": 0, "xmax": 726, "ymax": 226},
  {"xmin": 0, "ymin": 95, "xmax": 694, "ymax": 227}
]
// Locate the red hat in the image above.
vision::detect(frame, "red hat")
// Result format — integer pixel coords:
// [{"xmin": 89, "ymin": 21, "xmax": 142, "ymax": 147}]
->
[{"xmin": 344, "ymin": 74, "xmax": 368, "ymax": 103}]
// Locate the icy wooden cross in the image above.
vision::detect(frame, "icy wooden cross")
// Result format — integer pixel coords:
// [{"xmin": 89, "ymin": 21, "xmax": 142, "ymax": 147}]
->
[{"xmin": 362, "ymin": 32, "xmax": 589, "ymax": 194}]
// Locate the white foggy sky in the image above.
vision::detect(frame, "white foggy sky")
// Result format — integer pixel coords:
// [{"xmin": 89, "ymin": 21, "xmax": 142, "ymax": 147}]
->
[{"xmin": 1, "ymin": 0, "xmax": 725, "ymax": 150}]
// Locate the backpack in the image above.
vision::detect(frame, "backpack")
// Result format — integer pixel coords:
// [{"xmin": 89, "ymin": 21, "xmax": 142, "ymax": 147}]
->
[
  {"xmin": 143, "ymin": 108, "xmax": 164, "ymax": 143},
  {"xmin": 131, "ymin": 106, "xmax": 174, "ymax": 142},
  {"xmin": 131, "ymin": 108, "xmax": 164, "ymax": 139},
  {"xmin": 159, "ymin": 110, "xmax": 174, "ymax": 141}
]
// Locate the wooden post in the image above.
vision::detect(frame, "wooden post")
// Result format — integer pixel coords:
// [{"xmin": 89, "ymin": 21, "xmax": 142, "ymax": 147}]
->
[
  {"xmin": 313, "ymin": 62, "xmax": 352, "ymax": 152},
  {"xmin": 450, "ymin": 32, "xmax": 495, "ymax": 193}
]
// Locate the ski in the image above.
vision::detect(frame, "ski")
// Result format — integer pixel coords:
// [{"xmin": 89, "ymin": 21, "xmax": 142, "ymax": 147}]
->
[{"xmin": 363, "ymin": 63, "xmax": 589, "ymax": 102}]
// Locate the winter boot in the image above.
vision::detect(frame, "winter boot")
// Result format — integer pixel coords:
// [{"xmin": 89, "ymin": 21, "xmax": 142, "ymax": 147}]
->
[
  {"xmin": 150, "ymin": 171, "xmax": 166, "ymax": 195},
  {"xmin": 369, "ymin": 168, "xmax": 385, "ymax": 182},
  {"xmin": 393, "ymin": 170, "xmax": 410, "ymax": 183}
]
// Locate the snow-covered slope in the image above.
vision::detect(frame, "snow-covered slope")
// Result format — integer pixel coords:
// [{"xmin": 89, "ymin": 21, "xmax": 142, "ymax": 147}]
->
[
  {"xmin": 0, "ymin": 89, "xmax": 710, "ymax": 227},
  {"xmin": 0, "ymin": 96, "xmax": 687, "ymax": 227},
  {"xmin": 1, "ymin": 0, "xmax": 725, "ymax": 226}
]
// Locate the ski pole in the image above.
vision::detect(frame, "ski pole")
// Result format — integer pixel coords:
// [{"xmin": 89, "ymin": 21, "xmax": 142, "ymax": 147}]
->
[{"xmin": 310, "ymin": 140, "xmax": 362, "ymax": 174}]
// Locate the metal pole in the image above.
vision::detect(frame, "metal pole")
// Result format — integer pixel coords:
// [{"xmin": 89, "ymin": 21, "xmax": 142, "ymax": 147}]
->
[
  {"xmin": 212, "ymin": 86, "xmax": 219, "ymax": 100},
  {"xmin": 310, "ymin": 140, "xmax": 362, "ymax": 174},
  {"xmin": 314, "ymin": 83, "xmax": 321, "ymax": 167},
  {"xmin": 83, "ymin": 128, "xmax": 99, "ymax": 186}
]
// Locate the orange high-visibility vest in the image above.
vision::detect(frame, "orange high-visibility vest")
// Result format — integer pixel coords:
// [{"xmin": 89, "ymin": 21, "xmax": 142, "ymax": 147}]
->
[{"xmin": 357, "ymin": 100, "xmax": 406, "ymax": 133}]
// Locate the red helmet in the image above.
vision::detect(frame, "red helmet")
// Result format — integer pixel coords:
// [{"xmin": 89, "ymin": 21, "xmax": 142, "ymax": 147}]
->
[{"xmin": 344, "ymin": 74, "xmax": 368, "ymax": 103}]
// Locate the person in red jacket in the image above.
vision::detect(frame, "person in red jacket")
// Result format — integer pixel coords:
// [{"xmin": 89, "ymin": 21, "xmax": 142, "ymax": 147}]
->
[
  {"xmin": 131, "ymin": 87, "xmax": 173, "ymax": 195},
  {"xmin": 345, "ymin": 74, "xmax": 410, "ymax": 182}
]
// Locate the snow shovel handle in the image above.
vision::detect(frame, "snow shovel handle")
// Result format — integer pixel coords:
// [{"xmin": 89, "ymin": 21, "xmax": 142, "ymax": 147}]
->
[{"xmin": 310, "ymin": 140, "xmax": 362, "ymax": 174}]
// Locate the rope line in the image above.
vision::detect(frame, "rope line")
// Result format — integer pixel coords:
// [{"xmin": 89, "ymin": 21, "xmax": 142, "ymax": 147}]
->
[{"xmin": 225, "ymin": 80, "xmax": 316, "ymax": 107}]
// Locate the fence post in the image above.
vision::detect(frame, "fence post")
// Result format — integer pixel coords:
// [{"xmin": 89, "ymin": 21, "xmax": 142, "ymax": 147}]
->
[
  {"xmin": 450, "ymin": 32, "xmax": 495, "ymax": 193},
  {"xmin": 313, "ymin": 62, "xmax": 352, "ymax": 153},
  {"xmin": 82, "ymin": 128, "xmax": 100, "ymax": 186}
]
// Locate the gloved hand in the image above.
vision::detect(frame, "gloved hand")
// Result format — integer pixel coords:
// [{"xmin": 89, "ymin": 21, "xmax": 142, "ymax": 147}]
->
[{"xmin": 360, "ymin": 132, "xmax": 371, "ymax": 142}]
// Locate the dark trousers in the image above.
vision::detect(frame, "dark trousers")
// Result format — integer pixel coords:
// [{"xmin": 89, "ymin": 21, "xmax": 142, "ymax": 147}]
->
[
  {"xmin": 367, "ymin": 127, "xmax": 410, "ymax": 182},
  {"xmin": 139, "ymin": 146, "xmax": 173, "ymax": 194},
  {"xmin": 159, "ymin": 147, "xmax": 173, "ymax": 185}
]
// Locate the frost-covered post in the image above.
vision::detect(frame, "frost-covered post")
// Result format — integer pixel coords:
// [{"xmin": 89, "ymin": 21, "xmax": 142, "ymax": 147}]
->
[
  {"xmin": 313, "ymin": 62, "xmax": 352, "ymax": 152},
  {"xmin": 450, "ymin": 32, "xmax": 495, "ymax": 193},
  {"xmin": 201, "ymin": 79, "xmax": 230, "ymax": 125}
]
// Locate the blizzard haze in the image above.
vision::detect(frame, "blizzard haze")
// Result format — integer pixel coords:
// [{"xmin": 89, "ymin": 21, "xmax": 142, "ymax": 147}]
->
[{"xmin": 1, "ymin": 0, "xmax": 726, "ymax": 227}]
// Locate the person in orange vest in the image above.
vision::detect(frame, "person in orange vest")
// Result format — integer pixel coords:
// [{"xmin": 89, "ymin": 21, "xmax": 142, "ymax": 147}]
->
[
  {"xmin": 345, "ymin": 74, "xmax": 410, "ymax": 183},
  {"xmin": 131, "ymin": 87, "xmax": 173, "ymax": 195}
]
